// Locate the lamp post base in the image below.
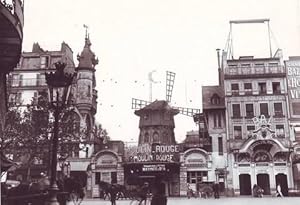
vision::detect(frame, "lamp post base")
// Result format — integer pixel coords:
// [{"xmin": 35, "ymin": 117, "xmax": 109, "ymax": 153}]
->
[{"xmin": 45, "ymin": 187, "xmax": 59, "ymax": 205}]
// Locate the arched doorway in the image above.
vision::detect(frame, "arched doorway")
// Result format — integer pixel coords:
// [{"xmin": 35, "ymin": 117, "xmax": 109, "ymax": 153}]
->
[
  {"xmin": 257, "ymin": 174, "xmax": 270, "ymax": 195},
  {"xmin": 275, "ymin": 174, "xmax": 288, "ymax": 196},
  {"xmin": 239, "ymin": 174, "xmax": 251, "ymax": 195}
]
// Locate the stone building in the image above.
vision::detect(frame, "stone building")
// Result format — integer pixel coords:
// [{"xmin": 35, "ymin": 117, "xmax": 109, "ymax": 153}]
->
[
  {"xmin": 6, "ymin": 33, "xmax": 99, "ymax": 184},
  {"xmin": 223, "ymin": 52, "xmax": 293, "ymax": 196},
  {"xmin": 285, "ymin": 56, "xmax": 300, "ymax": 193}
]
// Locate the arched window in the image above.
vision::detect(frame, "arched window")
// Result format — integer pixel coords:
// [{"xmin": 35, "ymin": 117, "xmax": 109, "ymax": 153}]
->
[
  {"xmin": 153, "ymin": 132, "xmax": 159, "ymax": 143},
  {"xmin": 144, "ymin": 132, "xmax": 150, "ymax": 143},
  {"xmin": 211, "ymin": 94, "xmax": 220, "ymax": 105}
]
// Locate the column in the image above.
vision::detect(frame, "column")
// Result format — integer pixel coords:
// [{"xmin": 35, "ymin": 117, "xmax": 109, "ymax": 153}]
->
[{"xmin": 179, "ymin": 166, "xmax": 187, "ymax": 196}]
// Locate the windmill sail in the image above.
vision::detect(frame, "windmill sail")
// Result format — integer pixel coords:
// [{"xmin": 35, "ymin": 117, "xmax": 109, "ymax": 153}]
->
[
  {"xmin": 166, "ymin": 71, "xmax": 176, "ymax": 102},
  {"xmin": 132, "ymin": 98, "xmax": 151, "ymax": 110}
]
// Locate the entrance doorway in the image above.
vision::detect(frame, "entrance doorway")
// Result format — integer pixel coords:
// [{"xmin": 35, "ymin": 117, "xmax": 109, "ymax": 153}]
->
[
  {"xmin": 239, "ymin": 174, "xmax": 251, "ymax": 195},
  {"xmin": 257, "ymin": 174, "xmax": 270, "ymax": 195},
  {"xmin": 275, "ymin": 174, "xmax": 288, "ymax": 196}
]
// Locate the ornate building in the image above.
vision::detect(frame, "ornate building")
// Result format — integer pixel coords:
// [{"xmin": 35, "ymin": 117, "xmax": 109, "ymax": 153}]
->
[
  {"xmin": 223, "ymin": 53, "xmax": 293, "ymax": 196},
  {"xmin": 0, "ymin": 0, "xmax": 24, "ymax": 139},
  {"xmin": 6, "ymin": 32, "xmax": 99, "ymax": 184}
]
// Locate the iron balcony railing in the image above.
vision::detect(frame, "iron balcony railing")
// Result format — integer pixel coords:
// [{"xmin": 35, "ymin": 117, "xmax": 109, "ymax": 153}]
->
[
  {"xmin": 225, "ymin": 64, "xmax": 285, "ymax": 78},
  {"xmin": 8, "ymin": 78, "xmax": 47, "ymax": 87}
]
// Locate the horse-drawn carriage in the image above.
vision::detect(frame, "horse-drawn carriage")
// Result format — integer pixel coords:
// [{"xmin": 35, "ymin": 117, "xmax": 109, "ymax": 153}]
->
[
  {"xmin": 98, "ymin": 181, "xmax": 144, "ymax": 201},
  {"xmin": 1, "ymin": 176, "xmax": 85, "ymax": 205}
]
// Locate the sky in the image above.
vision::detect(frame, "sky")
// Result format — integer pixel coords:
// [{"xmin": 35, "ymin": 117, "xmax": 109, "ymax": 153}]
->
[{"xmin": 22, "ymin": 0, "xmax": 300, "ymax": 143}]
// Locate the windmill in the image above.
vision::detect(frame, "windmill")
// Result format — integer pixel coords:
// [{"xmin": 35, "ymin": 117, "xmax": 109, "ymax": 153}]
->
[
  {"xmin": 132, "ymin": 71, "xmax": 200, "ymax": 117},
  {"xmin": 131, "ymin": 71, "xmax": 201, "ymax": 145}
]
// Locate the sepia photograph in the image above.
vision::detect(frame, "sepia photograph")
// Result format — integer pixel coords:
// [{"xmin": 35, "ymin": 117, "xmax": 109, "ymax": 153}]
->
[{"xmin": 1, "ymin": 0, "xmax": 300, "ymax": 205}]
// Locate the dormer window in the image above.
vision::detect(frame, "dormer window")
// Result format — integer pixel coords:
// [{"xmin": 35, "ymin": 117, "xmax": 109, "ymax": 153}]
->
[{"xmin": 211, "ymin": 94, "xmax": 220, "ymax": 105}]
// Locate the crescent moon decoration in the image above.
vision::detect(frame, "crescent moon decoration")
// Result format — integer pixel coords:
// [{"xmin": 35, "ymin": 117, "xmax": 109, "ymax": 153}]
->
[{"xmin": 148, "ymin": 70, "xmax": 160, "ymax": 83}]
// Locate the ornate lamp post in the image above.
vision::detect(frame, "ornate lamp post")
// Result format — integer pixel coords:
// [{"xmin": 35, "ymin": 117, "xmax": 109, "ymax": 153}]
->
[{"xmin": 45, "ymin": 62, "xmax": 74, "ymax": 205}]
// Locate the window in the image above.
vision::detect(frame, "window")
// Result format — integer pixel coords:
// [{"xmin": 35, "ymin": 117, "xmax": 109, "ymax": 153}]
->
[
  {"xmin": 245, "ymin": 104, "xmax": 254, "ymax": 118},
  {"xmin": 231, "ymin": 83, "xmax": 239, "ymax": 95},
  {"xmin": 274, "ymin": 103, "xmax": 283, "ymax": 117},
  {"xmin": 246, "ymin": 126, "xmax": 255, "ymax": 137},
  {"xmin": 232, "ymin": 104, "xmax": 241, "ymax": 118},
  {"xmin": 276, "ymin": 125, "xmax": 284, "ymax": 138},
  {"xmin": 211, "ymin": 94, "xmax": 220, "ymax": 105},
  {"xmin": 144, "ymin": 132, "xmax": 149, "ymax": 143},
  {"xmin": 37, "ymin": 73, "xmax": 46, "ymax": 86},
  {"xmin": 260, "ymin": 103, "xmax": 269, "ymax": 116},
  {"xmin": 40, "ymin": 56, "xmax": 49, "ymax": 69},
  {"xmin": 11, "ymin": 74, "xmax": 21, "ymax": 87},
  {"xmin": 258, "ymin": 82, "xmax": 267, "ymax": 94},
  {"xmin": 244, "ymin": 83, "xmax": 252, "ymax": 94},
  {"xmin": 187, "ymin": 171, "xmax": 208, "ymax": 184},
  {"xmin": 218, "ymin": 137, "xmax": 223, "ymax": 155},
  {"xmin": 255, "ymin": 63, "xmax": 264, "ymax": 67},
  {"xmin": 218, "ymin": 112, "xmax": 222, "ymax": 127},
  {"xmin": 272, "ymin": 82, "xmax": 281, "ymax": 94},
  {"xmin": 234, "ymin": 126, "xmax": 242, "ymax": 139},
  {"xmin": 153, "ymin": 132, "xmax": 159, "ymax": 143},
  {"xmin": 213, "ymin": 113, "xmax": 217, "ymax": 128}
]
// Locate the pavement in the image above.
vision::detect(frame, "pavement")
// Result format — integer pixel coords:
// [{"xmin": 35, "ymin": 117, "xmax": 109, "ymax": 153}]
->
[{"xmin": 67, "ymin": 196, "xmax": 300, "ymax": 205}]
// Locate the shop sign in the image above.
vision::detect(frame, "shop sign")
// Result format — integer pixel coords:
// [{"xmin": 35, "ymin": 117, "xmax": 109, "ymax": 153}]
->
[
  {"xmin": 248, "ymin": 140, "xmax": 277, "ymax": 152},
  {"xmin": 142, "ymin": 164, "xmax": 166, "ymax": 172},
  {"xmin": 286, "ymin": 60, "xmax": 300, "ymax": 115},
  {"xmin": 127, "ymin": 144, "xmax": 180, "ymax": 163}
]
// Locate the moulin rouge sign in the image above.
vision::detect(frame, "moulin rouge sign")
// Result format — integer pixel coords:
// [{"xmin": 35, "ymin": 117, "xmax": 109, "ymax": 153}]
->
[{"xmin": 127, "ymin": 144, "xmax": 180, "ymax": 163}]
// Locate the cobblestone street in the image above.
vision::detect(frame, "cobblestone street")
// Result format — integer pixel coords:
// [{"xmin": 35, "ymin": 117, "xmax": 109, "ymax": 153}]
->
[{"xmin": 68, "ymin": 197, "xmax": 300, "ymax": 205}]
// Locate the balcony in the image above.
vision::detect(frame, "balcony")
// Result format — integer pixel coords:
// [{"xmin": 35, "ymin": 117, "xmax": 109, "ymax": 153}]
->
[
  {"xmin": 7, "ymin": 78, "xmax": 47, "ymax": 88},
  {"xmin": 224, "ymin": 64, "xmax": 285, "ymax": 79},
  {"xmin": 0, "ymin": 0, "xmax": 24, "ymax": 72}
]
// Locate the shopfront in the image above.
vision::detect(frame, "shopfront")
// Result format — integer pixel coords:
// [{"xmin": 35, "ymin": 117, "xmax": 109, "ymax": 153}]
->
[
  {"xmin": 123, "ymin": 143, "xmax": 180, "ymax": 196},
  {"xmin": 179, "ymin": 148, "xmax": 213, "ymax": 196},
  {"xmin": 233, "ymin": 139, "xmax": 293, "ymax": 196},
  {"xmin": 86, "ymin": 150, "xmax": 124, "ymax": 198}
]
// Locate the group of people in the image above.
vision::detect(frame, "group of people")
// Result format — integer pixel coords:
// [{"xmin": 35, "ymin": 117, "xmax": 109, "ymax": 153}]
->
[
  {"xmin": 253, "ymin": 183, "xmax": 284, "ymax": 198},
  {"xmin": 108, "ymin": 180, "xmax": 167, "ymax": 205},
  {"xmin": 187, "ymin": 182, "xmax": 220, "ymax": 199}
]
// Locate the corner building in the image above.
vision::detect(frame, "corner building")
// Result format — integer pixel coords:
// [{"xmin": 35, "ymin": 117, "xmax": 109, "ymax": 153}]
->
[{"xmin": 223, "ymin": 53, "xmax": 293, "ymax": 196}]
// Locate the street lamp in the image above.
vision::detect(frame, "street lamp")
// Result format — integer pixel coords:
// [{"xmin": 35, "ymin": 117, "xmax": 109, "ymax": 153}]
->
[{"xmin": 45, "ymin": 61, "xmax": 75, "ymax": 205}]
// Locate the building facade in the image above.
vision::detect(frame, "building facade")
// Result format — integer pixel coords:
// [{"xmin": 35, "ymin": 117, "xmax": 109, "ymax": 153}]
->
[
  {"xmin": 223, "ymin": 53, "xmax": 294, "ymax": 196},
  {"xmin": 6, "ymin": 34, "xmax": 99, "ymax": 184}
]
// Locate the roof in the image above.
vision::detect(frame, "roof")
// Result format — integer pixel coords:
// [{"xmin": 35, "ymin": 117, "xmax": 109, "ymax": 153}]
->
[
  {"xmin": 202, "ymin": 85, "xmax": 225, "ymax": 110},
  {"xmin": 135, "ymin": 100, "xmax": 179, "ymax": 116},
  {"xmin": 77, "ymin": 36, "xmax": 98, "ymax": 70}
]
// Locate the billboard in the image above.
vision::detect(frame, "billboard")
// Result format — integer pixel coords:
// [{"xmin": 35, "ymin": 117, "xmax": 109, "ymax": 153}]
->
[{"xmin": 286, "ymin": 58, "xmax": 300, "ymax": 117}]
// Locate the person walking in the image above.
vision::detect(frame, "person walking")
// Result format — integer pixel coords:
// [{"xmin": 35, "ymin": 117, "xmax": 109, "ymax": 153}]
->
[
  {"xmin": 151, "ymin": 180, "xmax": 167, "ymax": 205},
  {"xmin": 276, "ymin": 183, "xmax": 284, "ymax": 198},
  {"xmin": 213, "ymin": 183, "xmax": 220, "ymax": 199},
  {"xmin": 109, "ymin": 184, "xmax": 118, "ymax": 205},
  {"xmin": 139, "ymin": 182, "xmax": 150, "ymax": 205}
]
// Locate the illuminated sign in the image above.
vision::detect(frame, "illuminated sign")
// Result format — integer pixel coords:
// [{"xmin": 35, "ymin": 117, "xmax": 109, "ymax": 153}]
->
[{"xmin": 142, "ymin": 164, "xmax": 166, "ymax": 172}]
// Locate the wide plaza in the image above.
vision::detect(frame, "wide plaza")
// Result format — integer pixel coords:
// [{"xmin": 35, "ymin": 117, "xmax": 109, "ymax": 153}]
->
[{"xmin": 68, "ymin": 197, "xmax": 300, "ymax": 205}]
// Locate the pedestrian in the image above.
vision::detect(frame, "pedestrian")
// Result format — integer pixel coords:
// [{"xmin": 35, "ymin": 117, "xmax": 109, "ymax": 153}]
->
[
  {"xmin": 109, "ymin": 184, "xmax": 117, "ymax": 205},
  {"xmin": 139, "ymin": 182, "xmax": 150, "ymax": 205},
  {"xmin": 151, "ymin": 180, "xmax": 167, "ymax": 205},
  {"xmin": 276, "ymin": 183, "xmax": 283, "ymax": 197},
  {"xmin": 213, "ymin": 182, "xmax": 220, "ymax": 199}
]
